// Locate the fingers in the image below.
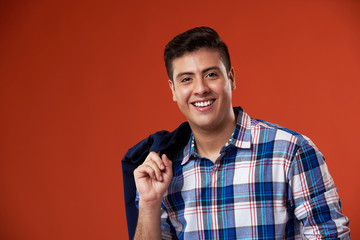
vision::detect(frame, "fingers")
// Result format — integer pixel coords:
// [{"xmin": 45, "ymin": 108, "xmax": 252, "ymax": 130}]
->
[
  {"xmin": 162, "ymin": 154, "xmax": 172, "ymax": 168},
  {"xmin": 144, "ymin": 158, "xmax": 163, "ymax": 181},
  {"xmin": 148, "ymin": 152, "xmax": 165, "ymax": 170},
  {"xmin": 135, "ymin": 152, "xmax": 169, "ymax": 182}
]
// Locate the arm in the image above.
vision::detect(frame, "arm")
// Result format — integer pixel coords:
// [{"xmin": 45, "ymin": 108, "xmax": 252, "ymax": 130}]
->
[
  {"xmin": 288, "ymin": 138, "xmax": 350, "ymax": 239},
  {"xmin": 133, "ymin": 152, "xmax": 173, "ymax": 240}
]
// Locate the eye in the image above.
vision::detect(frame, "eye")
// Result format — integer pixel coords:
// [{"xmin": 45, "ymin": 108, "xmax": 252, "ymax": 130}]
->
[
  {"xmin": 180, "ymin": 77, "xmax": 191, "ymax": 83},
  {"xmin": 206, "ymin": 72, "xmax": 218, "ymax": 78}
]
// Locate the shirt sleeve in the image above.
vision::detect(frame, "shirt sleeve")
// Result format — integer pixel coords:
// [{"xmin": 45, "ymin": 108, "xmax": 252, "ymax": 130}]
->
[
  {"xmin": 160, "ymin": 206, "xmax": 178, "ymax": 240},
  {"xmin": 288, "ymin": 137, "xmax": 350, "ymax": 239}
]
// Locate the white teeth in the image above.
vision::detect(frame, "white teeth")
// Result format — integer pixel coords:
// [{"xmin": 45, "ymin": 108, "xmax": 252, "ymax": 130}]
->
[{"xmin": 194, "ymin": 100, "xmax": 213, "ymax": 107}]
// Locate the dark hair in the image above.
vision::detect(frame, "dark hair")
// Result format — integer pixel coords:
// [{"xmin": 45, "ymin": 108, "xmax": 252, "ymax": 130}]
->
[{"xmin": 164, "ymin": 26, "xmax": 231, "ymax": 81}]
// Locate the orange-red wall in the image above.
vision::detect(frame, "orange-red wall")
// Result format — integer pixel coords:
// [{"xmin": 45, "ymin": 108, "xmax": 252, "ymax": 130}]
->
[{"xmin": 0, "ymin": 0, "xmax": 359, "ymax": 239}]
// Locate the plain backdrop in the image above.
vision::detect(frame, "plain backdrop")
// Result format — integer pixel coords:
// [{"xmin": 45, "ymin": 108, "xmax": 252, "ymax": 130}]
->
[{"xmin": 0, "ymin": 0, "xmax": 359, "ymax": 239}]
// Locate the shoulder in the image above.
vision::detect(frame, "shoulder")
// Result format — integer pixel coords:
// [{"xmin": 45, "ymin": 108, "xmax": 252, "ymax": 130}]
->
[
  {"xmin": 252, "ymin": 118, "xmax": 312, "ymax": 143},
  {"xmin": 122, "ymin": 122, "xmax": 191, "ymax": 165},
  {"xmin": 250, "ymin": 118, "xmax": 321, "ymax": 156}
]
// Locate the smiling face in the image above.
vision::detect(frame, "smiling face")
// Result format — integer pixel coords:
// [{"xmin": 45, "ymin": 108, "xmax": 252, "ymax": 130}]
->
[{"xmin": 169, "ymin": 48, "xmax": 236, "ymax": 132}]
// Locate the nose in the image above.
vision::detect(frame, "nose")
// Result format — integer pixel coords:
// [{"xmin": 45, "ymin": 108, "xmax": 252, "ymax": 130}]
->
[{"xmin": 193, "ymin": 78, "xmax": 210, "ymax": 95}]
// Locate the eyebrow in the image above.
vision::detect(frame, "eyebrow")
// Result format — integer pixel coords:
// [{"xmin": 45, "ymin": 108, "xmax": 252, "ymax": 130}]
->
[{"xmin": 175, "ymin": 66, "xmax": 221, "ymax": 80}]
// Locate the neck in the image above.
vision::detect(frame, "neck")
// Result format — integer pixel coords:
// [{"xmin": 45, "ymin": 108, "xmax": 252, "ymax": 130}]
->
[{"xmin": 191, "ymin": 111, "xmax": 236, "ymax": 163}]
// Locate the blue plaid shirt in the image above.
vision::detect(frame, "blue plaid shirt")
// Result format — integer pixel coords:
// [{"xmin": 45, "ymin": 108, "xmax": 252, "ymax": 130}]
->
[{"xmin": 137, "ymin": 107, "xmax": 350, "ymax": 239}]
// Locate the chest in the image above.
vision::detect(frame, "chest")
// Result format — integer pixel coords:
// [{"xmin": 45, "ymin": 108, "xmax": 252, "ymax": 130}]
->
[
  {"xmin": 171, "ymin": 149, "xmax": 290, "ymax": 196},
  {"xmin": 163, "ymin": 149, "xmax": 292, "ymax": 229}
]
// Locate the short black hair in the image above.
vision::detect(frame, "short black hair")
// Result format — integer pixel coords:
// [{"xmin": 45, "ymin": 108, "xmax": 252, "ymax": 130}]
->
[{"xmin": 164, "ymin": 26, "xmax": 231, "ymax": 81}]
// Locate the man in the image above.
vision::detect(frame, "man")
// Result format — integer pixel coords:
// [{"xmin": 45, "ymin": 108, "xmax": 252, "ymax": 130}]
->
[{"xmin": 128, "ymin": 27, "xmax": 350, "ymax": 239}]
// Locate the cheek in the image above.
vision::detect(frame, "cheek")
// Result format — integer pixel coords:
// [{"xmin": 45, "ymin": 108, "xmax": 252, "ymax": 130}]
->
[
  {"xmin": 176, "ymin": 88, "xmax": 191, "ymax": 102},
  {"xmin": 210, "ymin": 81, "xmax": 229, "ymax": 93}
]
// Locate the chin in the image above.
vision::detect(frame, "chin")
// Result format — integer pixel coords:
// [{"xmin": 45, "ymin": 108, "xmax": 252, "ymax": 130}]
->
[{"xmin": 189, "ymin": 119, "xmax": 219, "ymax": 130}]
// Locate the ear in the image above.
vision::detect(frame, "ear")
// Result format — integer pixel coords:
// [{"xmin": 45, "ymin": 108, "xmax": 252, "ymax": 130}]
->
[
  {"xmin": 168, "ymin": 80, "xmax": 177, "ymax": 102},
  {"xmin": 229, "ymin": 67, "xmax": 236, "ymax": 91}
]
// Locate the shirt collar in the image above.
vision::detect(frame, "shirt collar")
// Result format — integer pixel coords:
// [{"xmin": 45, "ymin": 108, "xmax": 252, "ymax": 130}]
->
[
  {"xmin": 181, "ymin": 107, "xmax": 252, "ymax": 165},
  {"xmin": 232, "ymin": 106, "xmax": 252, "ymax": 149}
]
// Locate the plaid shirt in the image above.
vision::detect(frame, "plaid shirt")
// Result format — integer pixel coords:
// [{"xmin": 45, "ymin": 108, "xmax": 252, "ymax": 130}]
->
[{"xmin": 136, "ymin": 107, "xmax": 350, "ymax": 239}]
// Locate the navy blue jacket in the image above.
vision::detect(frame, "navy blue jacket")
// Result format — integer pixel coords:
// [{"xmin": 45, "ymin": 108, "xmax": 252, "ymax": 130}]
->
[{"xmin": 121, "ymin": 122, "xmax": 191, "ymax": 239}]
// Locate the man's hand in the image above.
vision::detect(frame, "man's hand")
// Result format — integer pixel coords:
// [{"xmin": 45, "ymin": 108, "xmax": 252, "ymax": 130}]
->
[
  {"xmin": 133, "ymin": 152, "xmax": 173, "ymax": 240},
  {"xmin": 134, "ymin": 152, "xmax": 173, "ymax": 205}
]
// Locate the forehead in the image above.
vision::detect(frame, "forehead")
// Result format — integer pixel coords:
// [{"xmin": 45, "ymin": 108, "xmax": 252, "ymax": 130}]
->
[{"xmin": 172, "ymin": 48, "xmax": 226, "ymax": 78}]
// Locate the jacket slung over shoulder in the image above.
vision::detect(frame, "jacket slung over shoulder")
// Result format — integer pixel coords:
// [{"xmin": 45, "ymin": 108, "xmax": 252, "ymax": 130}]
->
[{"xmin": 121, "ymin": 122, "xmax": 191, "ymax": 240}]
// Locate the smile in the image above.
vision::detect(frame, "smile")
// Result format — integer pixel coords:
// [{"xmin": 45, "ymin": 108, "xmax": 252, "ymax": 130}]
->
[{"xmin": 192, "ymin": 100, "xmax": 214, "ymax": 107}]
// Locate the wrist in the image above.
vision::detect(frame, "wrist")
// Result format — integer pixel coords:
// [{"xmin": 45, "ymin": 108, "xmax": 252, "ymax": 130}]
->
[
  {"xmin": 138, "ymin": 199, "xmax": 162, "ymax": 221},
  {"xmin": 139, "ymin": 198, "xmax": 162, "ymax": 210}
]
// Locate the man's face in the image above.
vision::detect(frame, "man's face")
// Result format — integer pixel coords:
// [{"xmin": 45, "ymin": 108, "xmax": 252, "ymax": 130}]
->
[{"xmin": 169, "ymin": 48, "xmax": 236, "ymax": 132}]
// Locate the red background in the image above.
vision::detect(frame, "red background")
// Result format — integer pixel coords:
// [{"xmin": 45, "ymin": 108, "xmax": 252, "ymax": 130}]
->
[{"xmin": 0, "ymin": 0, "xmax": 359, "ymax": 239}]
